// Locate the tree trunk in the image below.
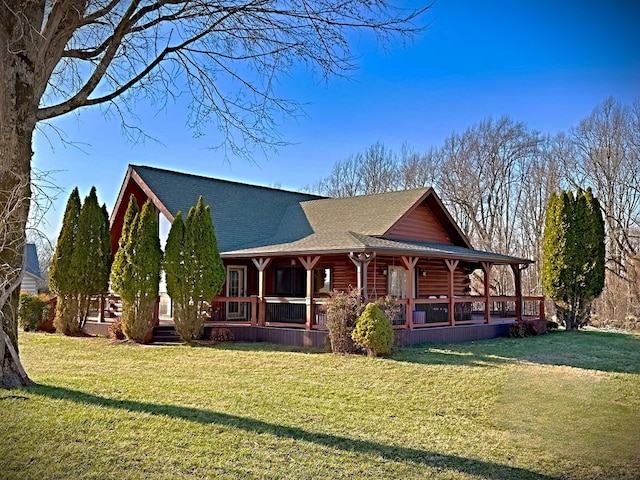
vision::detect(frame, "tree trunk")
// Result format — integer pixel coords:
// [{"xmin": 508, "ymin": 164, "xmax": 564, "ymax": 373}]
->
[{"xmin": 1, "ymin": 1, "xmax": 45, "ymax": 387}]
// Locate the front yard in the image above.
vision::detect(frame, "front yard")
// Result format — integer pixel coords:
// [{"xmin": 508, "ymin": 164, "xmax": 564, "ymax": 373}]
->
[{"xmin": 1, "ymin": 331, "xmax": 638, "ymax": 479}]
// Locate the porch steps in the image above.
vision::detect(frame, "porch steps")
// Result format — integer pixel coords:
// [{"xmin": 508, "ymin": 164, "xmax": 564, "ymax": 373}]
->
[{"xmin": 151, "ymin": 325, "xmax": 180, "ymax": 344}]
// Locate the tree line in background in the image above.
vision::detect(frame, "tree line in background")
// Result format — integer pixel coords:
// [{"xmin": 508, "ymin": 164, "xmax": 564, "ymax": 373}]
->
[{"xmin": 310, "ymin": 97, "xmax": 640, "ymax": 325}]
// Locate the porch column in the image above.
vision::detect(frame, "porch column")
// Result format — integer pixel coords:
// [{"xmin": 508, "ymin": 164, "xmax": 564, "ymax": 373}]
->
[
  {"xmin": 99, "ymin": 295, "xmax": 105, "ymax": 323},
  {"xmin": 299, "ymin": 256, "xmax": 321, "ymax": 330},
  {"xmin": 252, "ymin": 257, "xmax": 272, "ymax": 327},
  {"xmin": 400, "ymin": 256, "xmax": 419, "ymax": 329},
  {"xmin": 348, "ymin": 252, "xmax": 376, "ymax": 305},
  {"xmin": 482, "ymin": 262, "xmax": 492, "ymax": 324},
  {"xmin": 445, "ymin": 259, "xmax": 459, "ymax": 326},
  {"xmin": 511, "ymin": 263, "xmax": 523, "ymax": 321}
]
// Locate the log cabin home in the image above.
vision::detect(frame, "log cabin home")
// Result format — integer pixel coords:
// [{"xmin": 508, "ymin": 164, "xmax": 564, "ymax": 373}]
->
[{"xmin": 103, "ymin": 164, "xmax": 544, "ymax": 346}]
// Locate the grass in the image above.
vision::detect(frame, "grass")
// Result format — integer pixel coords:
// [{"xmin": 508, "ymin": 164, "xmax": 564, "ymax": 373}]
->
[{"xmin": 1, "ymin": 330, "xmax": 639, "ymax": 479}]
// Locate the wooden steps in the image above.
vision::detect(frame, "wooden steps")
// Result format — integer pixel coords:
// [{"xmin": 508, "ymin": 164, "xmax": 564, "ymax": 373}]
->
[{"xmin": 151, "ymin": 325, "xmax": 180, "ymax": 344}]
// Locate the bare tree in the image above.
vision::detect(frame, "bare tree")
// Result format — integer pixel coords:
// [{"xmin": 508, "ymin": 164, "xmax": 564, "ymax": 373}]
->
[
  {"xmin": 397, "ymin": 143, "xmax": 442, "ymax": 190},
  {"xmin": 0, "ymin": 0, "xmax": 428, "ymax": 386},
  {"xmin": 437, "ymin": 116, "xmax": 540, "ymax": 256},
  {"xmin": 358, "ymin": 141, "xmax": 398, "ymax": 194},
  {"xmin": 566, "ymin": 98, "xmax": 640, "ymax": 272},
  {"xmin": 315, "ymin": 154, "xmax": 364, "ymax": 197},
  {"xmin": 515, "ymin": 134, "xmax": 563, "ymax": 294},
  {"xmin": 315, "ymin": 141, "xmax": 399, "ymax": 197}
]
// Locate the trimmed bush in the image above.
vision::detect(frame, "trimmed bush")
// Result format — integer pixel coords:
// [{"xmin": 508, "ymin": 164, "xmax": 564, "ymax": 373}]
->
[
  {"xmin": 18, "ymin": 293, "xmax": 48, "ymax": 332},
  {"xmin": 352, "ymin": 302, "xmax": 394, "ymax": 357}
]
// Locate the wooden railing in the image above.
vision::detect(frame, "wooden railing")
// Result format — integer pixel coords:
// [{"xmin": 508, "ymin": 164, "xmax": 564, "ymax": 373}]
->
[
  {"xmin": 209, "ymin": 296, "xmax": 257, "ymax": 324},
  {"xmin": 263, "ymin": 297, "xmax": 306, "ymax": 327},
  {"xmin": 523, "ymin": 296, "xmax": 545, "ymax": 319},
  {"xmin": 138, "ymin": 294, "xmax": 547, "ymax": 331}
]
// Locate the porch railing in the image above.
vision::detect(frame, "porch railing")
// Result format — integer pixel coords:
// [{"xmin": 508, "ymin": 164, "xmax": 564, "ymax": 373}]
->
[
  {"xmin": 167, "ymin": 294, "xmax": 547, "ymax": 330},
  {"xmin": 264, "ymin": 297, "xmax": 306, "ymax": 327},
  {"xmin": 209, "ymin": 296, "xmax": 256, "ymax": 324}
]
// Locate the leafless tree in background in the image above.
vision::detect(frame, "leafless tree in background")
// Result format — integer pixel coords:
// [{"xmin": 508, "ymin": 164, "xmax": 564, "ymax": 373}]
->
[
  {"xmin": 358, "ymin": 142, "xmax": 398, "ymax": 194},
  {"xmin": 397, "ymin": 143, "xmax": 442, "ymax": 190},
  {"xmin": 437, "ymin": 117, "xmax": 539, "ymax": 250},
  {"xmin": 515, "ymin": 134, "xmax": 563, "ymax": 294}
]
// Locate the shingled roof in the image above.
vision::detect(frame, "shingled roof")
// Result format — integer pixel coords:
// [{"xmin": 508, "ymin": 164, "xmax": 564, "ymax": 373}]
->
[
  {"xmin": 114, "ymin": 165, "xmax": 531, "ymax": 265},
  {"xmin": 125, "ymin": 165, "xmax": 323, "ymax": 252}
]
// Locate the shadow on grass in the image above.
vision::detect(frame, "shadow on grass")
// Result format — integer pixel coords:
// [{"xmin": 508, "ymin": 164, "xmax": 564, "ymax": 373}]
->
[
  {"xmin": 29, "ymin": 383, "xmax": 557, "ymax": 480},
  {"xmin": 395, "ymin": 330, "xmax": 640, "ymax": 374}
]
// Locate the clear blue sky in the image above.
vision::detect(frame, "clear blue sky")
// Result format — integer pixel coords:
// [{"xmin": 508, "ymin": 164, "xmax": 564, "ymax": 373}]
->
[{"xmin": 33, "ymin": 0, "xmax": 640, "ymax": 240}]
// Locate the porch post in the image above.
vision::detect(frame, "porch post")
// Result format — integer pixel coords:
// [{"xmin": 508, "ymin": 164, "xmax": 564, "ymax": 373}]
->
[
  {"xmin": 99, "ymin": 295, "xmax": 105, "ymax": 323},
  {"xmin": 482, "ymin": 262, "xmax": 492, "ymax": 324},
  {"xmin": 445, "ymin": 259, "xmax": 459, "ymax": 326},
  {"xmin": 511, "ymin": 264, "xmax": 523, "ymax": 321},
  {"xmin": 252, "ymin": 257, "xmax": 272, "ymax": 327},
  {"xmin": 299, "ymin": 256, "xmax": 321, "ymax": 330},
  {"xmin": 348, "ymin": 252, "xmax": 376, "ymax": 305},
  {"xmin": 400, "ymin": 256, "xmax": 419, "ymax": 329}
]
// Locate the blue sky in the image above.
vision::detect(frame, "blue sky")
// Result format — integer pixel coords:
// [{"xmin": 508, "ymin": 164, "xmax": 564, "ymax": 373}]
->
[{"xmin": 33, "ymin": 0, "xmax": 640, "ymax": 240}]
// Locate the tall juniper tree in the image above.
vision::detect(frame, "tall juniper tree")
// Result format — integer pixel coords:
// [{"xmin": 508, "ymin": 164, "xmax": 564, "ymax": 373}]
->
[
  {"xmin": 164, "ymin": 197, "xmax": 225, "ymax": 342},
  {"xmin": 111, "ymin": 198, "xmax": 161, "ymax": 342},
  {"xmin": 49, "ymin": 188, "xmax": 82, "ymax": 335},
  {"xmin": 543, "ymin": 188, "xmax": 605, "ymax": 329},
  {"xmin": 71, "ymin": 187, "xmax": 111, "ymax": 327}
]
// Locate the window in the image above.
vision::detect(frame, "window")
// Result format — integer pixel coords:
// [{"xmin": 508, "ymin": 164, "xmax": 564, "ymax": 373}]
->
[
  {"xmin": 388, "ymin": 266, "xmax": 406, "ymax": 299},
  {"xmin": 313, "ymin": 268, "xmax": 332, "ymax": 294},
  {"xmin": 274, "ymin": 267, "xmax": 305, "ymax": 297}
]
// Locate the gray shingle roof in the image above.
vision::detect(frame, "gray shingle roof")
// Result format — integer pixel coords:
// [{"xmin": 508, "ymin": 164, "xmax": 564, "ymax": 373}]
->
[
  {"xmin": 300, "ymin": 189, "xmax": 429, "ymax": 235},
  {"xmin": 132, "ymin": 165, "xmax": 322, "ymax": 252},
  {"xmin": 127, "ymin": 165, "xmax": 530, "ymax": 265}
]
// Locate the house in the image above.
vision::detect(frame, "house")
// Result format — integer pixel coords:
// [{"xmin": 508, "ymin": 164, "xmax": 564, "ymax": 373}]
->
[
  {"xmin": 21, "ymin": 243, "xmax": 43, "ymax": 294},
  {"xmin": 104, "ymin": 164, "xmax": 544, "ymax": 346}
]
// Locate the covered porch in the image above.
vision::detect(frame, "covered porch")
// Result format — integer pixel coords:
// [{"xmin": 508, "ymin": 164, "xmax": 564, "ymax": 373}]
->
[{"xmin": 199, "ymin": 244, "xmax": 544, "ymax": 332}]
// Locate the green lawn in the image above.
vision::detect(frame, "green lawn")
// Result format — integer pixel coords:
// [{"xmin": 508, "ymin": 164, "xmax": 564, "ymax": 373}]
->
[{"xmin": 1, "ymin": 331, "xmax": 639, "ymax": 479}]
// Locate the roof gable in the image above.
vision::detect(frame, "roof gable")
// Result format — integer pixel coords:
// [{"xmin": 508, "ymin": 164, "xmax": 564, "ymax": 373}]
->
[
  {"xmin": 383, "ymin": 190, "xmax": 471, "ymax": 248},
  {"xmin": 299, "ymin": 188, "xmax": 430, "ymax": 236}
]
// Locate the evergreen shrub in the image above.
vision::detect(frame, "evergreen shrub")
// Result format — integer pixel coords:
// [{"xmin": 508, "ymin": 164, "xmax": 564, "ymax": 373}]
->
[
  {"xmin": 18, "ymin": 293, "xmax": 48, "ymax": 331},
  {"xmin": 352, "ymin": 302, "xmax": 394, "ymax": 357},
  {"xmin": 164, "ymin": 197, "xmax": 225, "ymax": 342}
]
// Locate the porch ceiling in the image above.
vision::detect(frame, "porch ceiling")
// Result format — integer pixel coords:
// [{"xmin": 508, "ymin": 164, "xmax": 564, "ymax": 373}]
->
[{"xmin": 221, "ymin": 232, "xmax": 532, "ymax": 265}]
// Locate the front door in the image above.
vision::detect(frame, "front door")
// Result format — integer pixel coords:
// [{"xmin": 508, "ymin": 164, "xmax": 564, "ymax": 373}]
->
[{"xmin": 226, "ymin": 266, "xmax": 247, "ymax": 320}]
